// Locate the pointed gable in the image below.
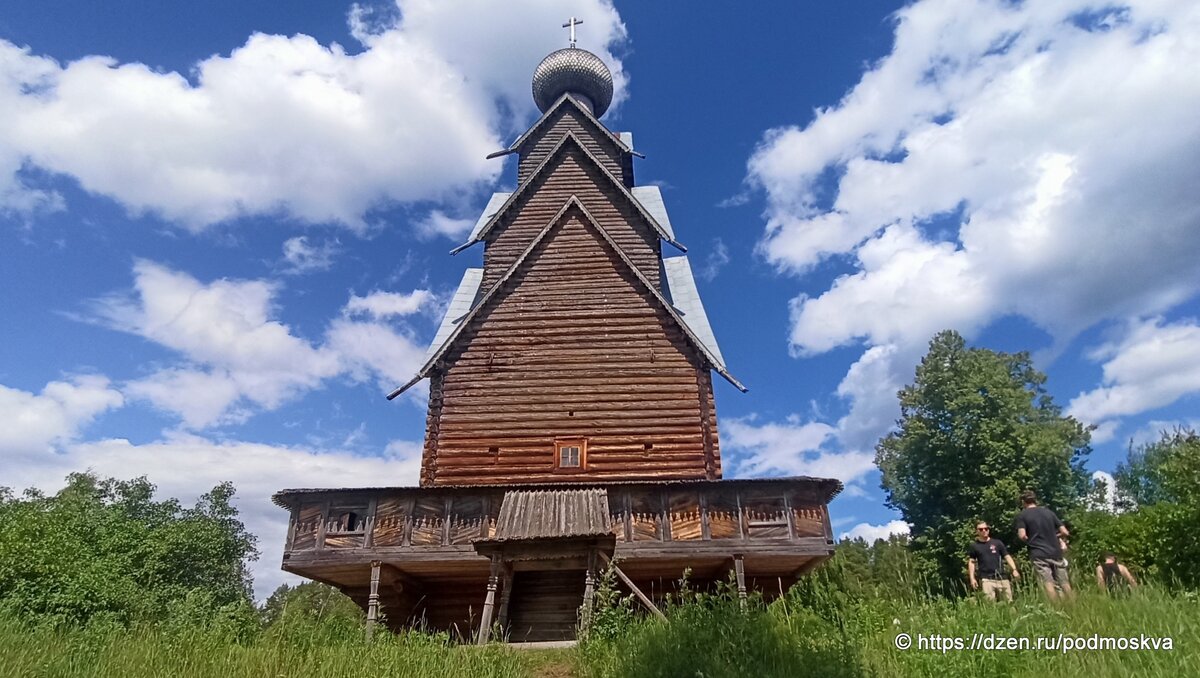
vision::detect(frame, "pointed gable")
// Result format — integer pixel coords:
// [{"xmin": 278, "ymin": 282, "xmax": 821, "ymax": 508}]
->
[
  {"xmin": 477, "ymin": 134, "xmax": 679, "ymax": 292},
  {"xmin": 416, "ymin": 200, "xmax": 727, "ymax": 484},
  {"xmin": 389, "ymin": 198, "xmax": 744, "ymax": 401},
  {"xmin": 488, "ymin": 94, "xmax": 635, "ymax": 186}
]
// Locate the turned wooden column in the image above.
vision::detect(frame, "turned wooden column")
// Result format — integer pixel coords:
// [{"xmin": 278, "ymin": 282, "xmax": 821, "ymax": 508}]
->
[
  {"xmin": 366, "ymin": 560, "xmax": 382, "ymax": 641},
  {"xmin": 477, "ymin": 556, "xmax": 502, "ymax": 645},
  {"xmin": 580, "ymin": 549, "xmax": 598, "ymax": 637},
  {"xmin": 497, "ymin": 564, "xmax": 514, "ymax": 631}
]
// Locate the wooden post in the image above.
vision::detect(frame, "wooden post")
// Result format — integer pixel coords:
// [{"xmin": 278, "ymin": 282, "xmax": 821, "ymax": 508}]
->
[
  {"xmin": 363, "ymin": 497, "xmax": 378, "ymax": 548},
  {"xmin": 733, "ymin": 554, "xmax": 747, "ymax": 608},
  {"xmin": 366, "ymin": 560, "xmax": 382, "ymax": 641},
  {"xmin": 285, "ymin": 505, "xmax": 299, "ymax": 551},
  {"xmin": 497, "ymin": 564, "xmax": 514, "ymax": 631},
  {"xmin": 477, "ymin": 556, "xmax": 501, "ymax": 645},
  {"xmin": 580, "ymin": 549, "xmax": 597, "ymax": 637},
  {"xmin": 597, "ymin": 551, "xmax": 666, "ymax": 621},
  {"xmin": 316, "ymin": 500, "xmax": 330, "ymax": 550}
]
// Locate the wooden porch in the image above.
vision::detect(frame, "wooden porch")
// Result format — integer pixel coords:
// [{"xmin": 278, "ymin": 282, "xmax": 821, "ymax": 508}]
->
[{"xmin": 274, "ymin": 477, "xmax": 840, "ymax": 641}]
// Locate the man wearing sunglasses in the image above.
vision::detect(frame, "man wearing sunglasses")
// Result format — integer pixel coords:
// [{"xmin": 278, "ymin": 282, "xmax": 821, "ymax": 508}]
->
[{"xmin": 967, "ymin": 522, "xmax": 1020, "ymax": 601}]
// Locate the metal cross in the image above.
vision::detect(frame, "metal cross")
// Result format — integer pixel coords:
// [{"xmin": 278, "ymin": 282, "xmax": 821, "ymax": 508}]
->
[{"xmin": 562, "ymin": 16, "xmax": 583, "ymax": 48}]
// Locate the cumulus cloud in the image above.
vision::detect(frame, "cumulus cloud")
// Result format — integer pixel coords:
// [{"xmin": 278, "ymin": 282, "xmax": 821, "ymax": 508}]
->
[
  {"xmin": 88, "ymin": 260, "xmax": 433, "ymax": 428},
  {"xmin": 415, "ymin": 210, "xmax": 476, "ymax": 240},
  {"xmin": 746, "ymin": 0, "xmax": 1200, "ymax": 451},
  {"xmin": 722, "ymin": 415, "xmax": 876, "ymax": 490},
  {"xmin": 841, "ymin": 519, "xmax": 910, "ymax": 543},
  {"xmin": 0, "ymin": 0, "xmax": 628, "ymax": 229},
  {"xmin": 280, "ymin": 236, "xmax": 340, "ymax": 274},
  {"xmin": 0, "ymin": 431, "xmax": 422, "ymax": 599},
  {"xmin": 1068, "ymin": 318, "xmax": 1200, "ymax": 431},
  {"xmin": 0, "ymin": 376, "xmax": 124, "ymax": 454},
  {"xmin": 344, "ymin": 289, "xmax": 434, "ymax": 319}
]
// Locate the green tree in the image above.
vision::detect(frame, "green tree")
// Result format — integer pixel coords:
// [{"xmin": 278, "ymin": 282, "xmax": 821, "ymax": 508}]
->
[
  {"xmin": 875, "ymin": 330, "xmax": 1091, "ymax": 590},
  {"xmin": 1075, "ymin": 428, "xmax": 1200, "ymax": 588},
  {"xmin": 0, "ymin": 472, "xmax": 258, "ymax": 627}
]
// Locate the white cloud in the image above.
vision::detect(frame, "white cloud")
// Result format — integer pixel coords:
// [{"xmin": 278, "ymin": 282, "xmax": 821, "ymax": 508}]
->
[
  {"xmin": 91, "ymin": 260, "xmax": 341, "ymax": 427},
  {"xmin": 89, "ymin": 260, "xmax": 432, "ymax": 428},
  {"xmin": 746, "ymin": 0, "xmax": 1200, "ymax": 450},
  {"xmin": 415, "ymin": 210, "xmax": 475, "ymax": 240},
  {"xmin": 1126, "ymin": 418, "xmax": 1200, "ymax": 448},
  {"xmin": 0, "ymin": 376, "xmax": 124, "ymax": 454},
  {"xmin": 722, "ymin": 415, "xmax": 876, "ymax": 489},
  {"xmin": 698, "ymin": 238, "xmax": 730, "ymax": 281},
  {"xmin": 0, "ymin": 0, "xmax": 628, "ymax": 228},
  {"xmin": 1068, "ymin": 318, "xmax": 1200, "ymax": 429},
  {"xmin": 841, "ymin": 519, "xmax": 910, "ymax": 543},
  {"xmin": 280, "ymin": 236, "xmax": 340, "ymax": 274},
  {"xmin": 326, "ymin": 316, "xmax": 428, "ymax": 388},
  {"xmin": 0, "ymin": 431, "xmax": 422, "ymax": 600},
  {"xmin": 344, "ymin": 289, "xmax": 434, "ymax": 320}
]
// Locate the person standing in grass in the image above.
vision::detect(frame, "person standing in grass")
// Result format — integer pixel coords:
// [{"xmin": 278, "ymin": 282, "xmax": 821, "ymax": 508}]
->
[
  {"xmin": 1015, "ymin": 490, "xmax": 1073, "ymax": 599},
  {"xmin": 1096, "ymin": 553, "xmax": 1138, "ymax": 594},
  {"xmin": 967, "ymin": 521, "xmax": 1020, "ymax": 601}
]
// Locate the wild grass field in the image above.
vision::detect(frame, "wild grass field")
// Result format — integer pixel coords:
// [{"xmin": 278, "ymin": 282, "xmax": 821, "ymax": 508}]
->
[{"xmin": 3, "ymin": 585, "xmax": 1196, "ymax": 678}]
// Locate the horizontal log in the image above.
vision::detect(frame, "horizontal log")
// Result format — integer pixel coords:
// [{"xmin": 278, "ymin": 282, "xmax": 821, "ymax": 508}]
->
[
  {"xmin": 441, "ymin": 399, "xmax": 704, "ymax": 414},
  {"xmin": 431, "ymin": 433, "xmax": 707, "ymax": 447},
  {"xmin": 437, "ymin": 424, "xmax": 705, "ymax": 437},
  {"xmin": 437, "ymin": 411, "xmax": 701, "ymax": 426}
]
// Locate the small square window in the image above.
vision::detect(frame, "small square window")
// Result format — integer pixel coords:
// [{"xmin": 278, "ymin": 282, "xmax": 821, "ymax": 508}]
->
[
  {"xmin": 555, "ymin": 439, "xmax": 587, "ymax": 471},
  {"xmin": 560, "ymin": 446, "xmax": 581, "ymax": 467}
]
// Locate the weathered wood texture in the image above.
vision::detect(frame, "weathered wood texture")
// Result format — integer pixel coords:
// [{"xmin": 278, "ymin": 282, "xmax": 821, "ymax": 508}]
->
[
  {"xmin": 485, "ymin": 142, "xmax": 662, "ymax": 292},
  {"xmin": 283, "ymin": 484, "xmax": 833, "ymax": 554},
  {"xmin": 506, "ymin": 570, "xmax": 585, "ymax": 642},
  {"xmin": 518, "ymin": 105, "xmax": 629, "ymax": 186},
  {"xmin": 425, "ymin": 210, "xmax": 718, "ymax": 486}
]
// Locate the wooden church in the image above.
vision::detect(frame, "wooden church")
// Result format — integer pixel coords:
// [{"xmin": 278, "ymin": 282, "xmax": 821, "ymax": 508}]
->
[{"xmin": 273, "ymin": 29, "xmax": 841, "ymax": 644}]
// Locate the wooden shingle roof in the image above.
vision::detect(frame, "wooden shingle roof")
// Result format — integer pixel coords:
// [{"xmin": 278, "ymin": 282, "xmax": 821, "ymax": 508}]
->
[{"xmin": 487, "ymin": 488, "xmax": 611, "ymax": 542}]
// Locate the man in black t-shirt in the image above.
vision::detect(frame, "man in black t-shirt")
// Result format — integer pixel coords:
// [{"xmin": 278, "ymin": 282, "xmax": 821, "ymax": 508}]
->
[
  {"xmin": 1015, "ymin": 490, "xmax": 1073, "ymax": 599},
  {"xmin": 967, "ymin": 521, "xmax": 1020, "ymax": 601}
]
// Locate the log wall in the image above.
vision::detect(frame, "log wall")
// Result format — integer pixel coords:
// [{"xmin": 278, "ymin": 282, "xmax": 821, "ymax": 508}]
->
[
  {"xmin": 484, "ymin": 143, "xmax": 662, "ymax": 292},
  {"xmin": 429, "ymin": 210, "xmax": 716, "ymax": 485},
  {"xmin": 518, "ymin": 106, "xmax": 628, "ymax": 186}
]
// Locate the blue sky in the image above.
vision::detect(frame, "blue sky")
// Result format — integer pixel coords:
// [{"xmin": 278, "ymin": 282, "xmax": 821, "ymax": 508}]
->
[{"xmin": 2, "ymin": 1, "xmax": 1199, "ymax": 597}]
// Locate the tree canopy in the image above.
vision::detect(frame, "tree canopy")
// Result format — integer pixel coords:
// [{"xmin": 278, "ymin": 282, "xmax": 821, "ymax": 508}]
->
[
  {"xmin": 0, "ymin": 472, "xmax": 258, "ymax": 627},
  {"xmin": 1074, "ymin": 428, "xmax": 1200, "ymax": 588},
  {"xmin": 874, "ymin": 330, "xmax": 1091, "ymax": 588}
]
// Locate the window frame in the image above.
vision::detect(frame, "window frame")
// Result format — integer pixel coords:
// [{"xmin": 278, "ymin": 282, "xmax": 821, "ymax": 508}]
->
[{"xmin": 554, "ymin": 438, "xmax": 587, "ymax": 472}]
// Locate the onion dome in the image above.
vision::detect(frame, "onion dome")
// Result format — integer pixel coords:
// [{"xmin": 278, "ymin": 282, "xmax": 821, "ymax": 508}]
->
[{"xmin": 531, "ymin": 47, "xmax": 614, "ymax": 118}]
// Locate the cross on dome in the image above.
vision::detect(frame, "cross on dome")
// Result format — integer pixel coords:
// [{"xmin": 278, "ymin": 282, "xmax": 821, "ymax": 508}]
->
[{"xmin": 562, "ymin": 16, "xmax": 583, "ymax": 48}]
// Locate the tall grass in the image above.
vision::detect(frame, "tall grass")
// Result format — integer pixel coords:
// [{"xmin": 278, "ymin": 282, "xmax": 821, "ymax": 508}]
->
[
  {"xmin": 578, "ymin": 582, "xmax": 1200, "ymax": 678},
  {"xmin": 3, "ymin": 586, "xmax": 1197, "ymax": 677},
  {"xmin": 0, "ymin": 614, "xmax": 528, "ymax": 678}
]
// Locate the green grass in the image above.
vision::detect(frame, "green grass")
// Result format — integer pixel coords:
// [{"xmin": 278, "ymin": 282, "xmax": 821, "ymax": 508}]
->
[
  {"xmin": 2, "ymin": 588, "xmax": 1197, "ymax": 677},
  {"xmin": 578, "ymin": 585, "xmax": 1200, "ymax": 678},
  {"xmin": 0, "ymin": 616, "xmax": 529, "ymax": 678}
]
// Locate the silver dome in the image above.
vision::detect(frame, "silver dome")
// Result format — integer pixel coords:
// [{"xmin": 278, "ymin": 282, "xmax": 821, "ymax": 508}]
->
[{"xmin": 531, "ymin": 47, "xmax": 614, "ymax": 118}]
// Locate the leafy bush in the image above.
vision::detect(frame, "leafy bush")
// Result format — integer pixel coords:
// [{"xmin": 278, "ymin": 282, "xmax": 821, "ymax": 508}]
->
[{"xmin": 0, "ymin": 473, "xmax": 257, "ymax": 629}]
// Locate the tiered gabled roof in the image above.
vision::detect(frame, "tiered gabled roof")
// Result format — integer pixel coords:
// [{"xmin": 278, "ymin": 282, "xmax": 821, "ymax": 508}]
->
[
  {"xmin": 391, "ymin": 95, "xmax": 744, "ymax": 400},
  {"xmin": 451, "ymin": 131, "xmax": 684, "ymax": 254},
  {"xmin": 389, "ymin": 197, "xmax": 746, "ymax": 398}
]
